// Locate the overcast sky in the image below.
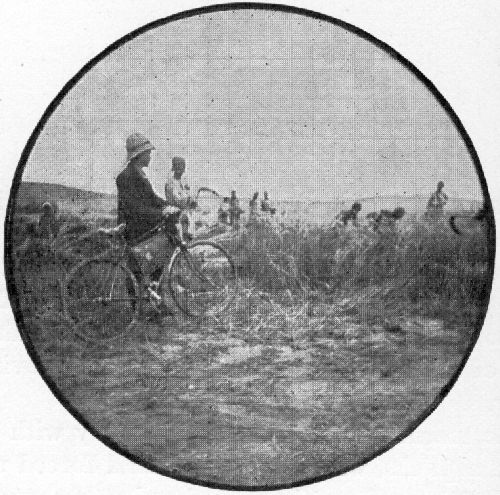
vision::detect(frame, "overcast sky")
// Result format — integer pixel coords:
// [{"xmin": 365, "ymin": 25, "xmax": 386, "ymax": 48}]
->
[{"xmin": 23, "ymin": 9, "xmax": 483, "ymax": 201}]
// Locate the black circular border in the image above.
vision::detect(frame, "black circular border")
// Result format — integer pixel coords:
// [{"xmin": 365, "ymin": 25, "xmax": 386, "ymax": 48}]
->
[{"xmin": 3, "ymin": 2, "xmax": 496, "ymax": 491}]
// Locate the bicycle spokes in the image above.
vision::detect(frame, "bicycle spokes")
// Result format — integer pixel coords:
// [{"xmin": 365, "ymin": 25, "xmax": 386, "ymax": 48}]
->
[
  {"xmin": 168, "ymin": 242, "xmax": 236, "ymax": 317},
  {"xmin": 63, "ymin": 259, "xmax": 139, "ymax": 341}
]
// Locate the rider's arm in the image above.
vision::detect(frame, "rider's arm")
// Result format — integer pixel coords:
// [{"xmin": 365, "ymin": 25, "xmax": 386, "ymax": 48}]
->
[
  {"xmin": 117, "ymin": 174, "xmax": 166, "ymax": 220},
  {"xmin": 123, "ymin": 195, "xmax": 165, "ymax": 220},
  {"xmin": 143, "ymin": 178, "xmax": 167, "ymax": 209}
]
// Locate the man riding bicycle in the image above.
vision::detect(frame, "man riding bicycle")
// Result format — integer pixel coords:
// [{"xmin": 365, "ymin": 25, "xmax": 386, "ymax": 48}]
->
[
  {"xmin": 63, "ymin": 134, "xmax": 236, "ymax": 338},
  {"xmin": 116, "ymin": 133, "xmax": 184, "ymax": 313},
  {"xmin": 116, "ymin": 133, "xmax": 169, "ymax": 242}
]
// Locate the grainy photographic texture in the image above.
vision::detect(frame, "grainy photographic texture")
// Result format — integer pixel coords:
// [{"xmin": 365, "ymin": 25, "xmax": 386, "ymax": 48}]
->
[{"xmin": 4, "ymin": 5, "xmax": 495, "ymax": 490}]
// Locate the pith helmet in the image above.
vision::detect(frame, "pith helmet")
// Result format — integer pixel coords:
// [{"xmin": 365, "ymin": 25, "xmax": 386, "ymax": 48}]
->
[{"xmin": 126, "ymin": 133, "xmax": 155, "ymax": 163}]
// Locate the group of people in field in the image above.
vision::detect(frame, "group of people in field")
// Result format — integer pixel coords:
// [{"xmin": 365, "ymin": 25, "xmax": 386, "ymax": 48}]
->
[
  {"xmin": 20, "ymin": 123, "xmax": 453, "ymax": 247},
  {"xmin": 116, "ymin": 133, "xmax": 280, "ymax": 241},
  {"xmin": 13, "ymin": 131, "xmax": 488, "ymax": 325},
  {"xmin": 21, "ymin": 126, "xmax": 452, "ymax": 249},
  {"xmin": 20, "ymin": 130, "xmax": 453, "ymax": 248},
  {"xmin": 217, "ymin": 190, "xmax": 276, "ymax": 229},
  {"xmin": 336, "ymin": 201, "xmax": 406, "ymax": 231},
  {"xmin": 335, "ymin": 180, "xmax": 449, "ymax": 231}
]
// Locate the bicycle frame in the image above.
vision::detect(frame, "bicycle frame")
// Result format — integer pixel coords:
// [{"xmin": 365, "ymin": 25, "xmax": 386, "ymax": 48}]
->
[
  {"xmin": 95, "ymin": 213, "xmax": 191, "ymax": 278},
  {"xmin": 63, "ymin": 211, "xmax": 236, "ymax": 336},
  {"xmin": 93, "ymin": 203, "xmax": 228, "ymax": 295}
]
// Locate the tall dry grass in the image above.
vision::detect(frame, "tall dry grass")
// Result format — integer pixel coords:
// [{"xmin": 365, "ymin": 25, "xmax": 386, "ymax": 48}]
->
[
  {"xmin": 11, "ymin": 209, "xmax": 491, "ymax": 330},
  {"xmin": 227, "ymin": 215, "xmax": 491, "ymax": 316}
]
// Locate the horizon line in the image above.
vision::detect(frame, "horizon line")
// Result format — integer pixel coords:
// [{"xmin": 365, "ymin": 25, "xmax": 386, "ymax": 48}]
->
[{"xmin": 19, "ymin": 180, "xmax": 483, "ymax": 204}]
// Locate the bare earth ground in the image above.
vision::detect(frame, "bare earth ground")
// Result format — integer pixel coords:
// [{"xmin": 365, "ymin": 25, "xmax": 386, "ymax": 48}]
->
[
  {"xmin": 10, "ymin": 189, "xmax": 488, "ymax": 487},
  {"xmin": 28, "ymin": 288, "xmax": 474, "ymax": 488}
]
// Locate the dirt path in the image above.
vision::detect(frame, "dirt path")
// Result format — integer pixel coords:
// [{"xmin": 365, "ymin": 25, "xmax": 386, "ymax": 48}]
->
[{"xmin": 39, "ymin": 309, "xmax": 470, "ymax": 487}]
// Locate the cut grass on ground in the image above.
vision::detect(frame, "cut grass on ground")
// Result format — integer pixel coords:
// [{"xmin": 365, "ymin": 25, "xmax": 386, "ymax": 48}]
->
[
  {"xmin": 28, "ymin": 283, "xmax": 477, "ymax": 487},
  {"xmin": 10, "ymin": 209, "xmax": 491, "ymax": 487}
]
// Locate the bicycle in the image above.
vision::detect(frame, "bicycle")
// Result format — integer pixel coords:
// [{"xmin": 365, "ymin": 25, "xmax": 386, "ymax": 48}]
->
[{"xmin": 61, "ymin": 211, "xmax": 237, "ymax": 342}]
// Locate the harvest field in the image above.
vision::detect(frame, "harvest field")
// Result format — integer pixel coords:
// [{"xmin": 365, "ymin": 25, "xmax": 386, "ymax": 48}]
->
[{"xmin": 8, "ymin": 182, "xmax": 492, "ymax": 487}]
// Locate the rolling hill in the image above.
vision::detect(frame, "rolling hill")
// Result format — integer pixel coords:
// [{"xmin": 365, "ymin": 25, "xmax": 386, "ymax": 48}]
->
[{"xmin": 14, "ymin": 181, "xmax": 117, "ymax": 216}]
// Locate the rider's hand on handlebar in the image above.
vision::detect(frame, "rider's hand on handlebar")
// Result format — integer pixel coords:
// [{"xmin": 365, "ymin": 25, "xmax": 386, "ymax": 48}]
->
[{"xmin": 162, "ymin": 205, "xmax": 180, "ymax": 217}]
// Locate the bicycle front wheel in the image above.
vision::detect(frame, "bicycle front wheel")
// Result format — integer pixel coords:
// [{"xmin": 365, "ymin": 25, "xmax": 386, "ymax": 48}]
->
[
  {"xmin": 62, "ymin": 257, "xmax": 140, "ymax": 341},
  {"xmin": 167, "ymin": 241, "xmax": 237, "ymax": 317}
]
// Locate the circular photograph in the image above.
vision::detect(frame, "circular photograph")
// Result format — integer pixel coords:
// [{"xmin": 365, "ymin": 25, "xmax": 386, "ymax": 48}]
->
[{"xmin": 5, "ymin": 5, "xmax": 495, "ymax": 490}]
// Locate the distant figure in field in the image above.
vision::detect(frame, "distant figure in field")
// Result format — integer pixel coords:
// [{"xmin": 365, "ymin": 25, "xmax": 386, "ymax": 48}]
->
[
  {"xmin": 228, "ymin": 190, "xmax": 244, "ymax": 229},
  {"xmin": 367, "ymin": 207, "xmax": 406, "ymax": 232},
  {"xmin": 248, "ymin": 192, "xmax": 260, "ymax": 224},
  {"xmin": 261, "ymin": 191, "xmax": 276, "ymax": 216},
  {"xmin": 17, "ymin": 201, "xmax": 59, "ymax": 260},
  {"xmin": 38, "ymin": 202, "xmax": 58, "ymax": 240},
  {"xmin": 337, "ymin": 202, "xmax": 362, "ymax": 226},
  {"xmin": 14, "ymin": 202, "xmax": 61, "ymax": 273},
  {"xmin": 426, "ymin": 181, "xmax": 448, "ymax": 218},
  {"xmin": 218, "ymin": 197, "xmax": 230, "ymax": 225},
  {"xmin": 249, "ymin": 192, "xmax": 259, "ymax": 212}
]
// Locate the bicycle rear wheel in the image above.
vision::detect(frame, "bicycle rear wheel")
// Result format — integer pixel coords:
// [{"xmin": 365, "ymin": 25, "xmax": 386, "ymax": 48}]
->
[
  {"xmin": 167, "ymin": 241, "xmax": 237, "ymax": 317},
  {"xmin": 62, "ymin": 257, "xmax": 140, "ymax": 341}
]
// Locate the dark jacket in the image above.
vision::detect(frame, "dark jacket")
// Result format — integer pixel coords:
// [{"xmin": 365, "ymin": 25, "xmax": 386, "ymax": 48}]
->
[{"xmin": 116, "ymin": 165, "xmax": 166, "ymax": 241}]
